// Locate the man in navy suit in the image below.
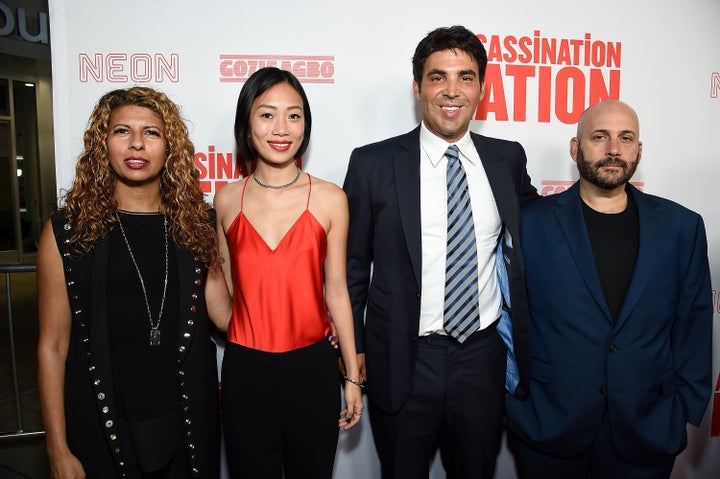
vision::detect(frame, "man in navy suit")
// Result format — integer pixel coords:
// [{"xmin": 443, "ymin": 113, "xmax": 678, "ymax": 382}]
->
[
  {"xmin": 343, "ymin": 26, "xmax": 537, "ymax": 478},
  {"xmin": 506, "ymin": 100, "xmax": 713, "ymax": 479}
]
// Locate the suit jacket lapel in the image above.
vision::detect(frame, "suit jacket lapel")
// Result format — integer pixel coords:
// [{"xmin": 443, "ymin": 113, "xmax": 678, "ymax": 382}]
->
[
  {"xmin": 554, "ymin": 183, "xmax": 613, "ymax": 321},
  {"xmin": 394, "ymin": 128, "xmax": 423, "ymax": 289},
  {"xmin": 615, "ymin": 186, "xmax": 661, "ymax": 328}
]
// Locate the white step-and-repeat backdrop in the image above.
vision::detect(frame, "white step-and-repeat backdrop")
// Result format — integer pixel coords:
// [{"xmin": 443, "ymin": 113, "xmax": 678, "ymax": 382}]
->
[{"xmin": 49, "ymin": 0, "xmax": 720, "ymax": 477}]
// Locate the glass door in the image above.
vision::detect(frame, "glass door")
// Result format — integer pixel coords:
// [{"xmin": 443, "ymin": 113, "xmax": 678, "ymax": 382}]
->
[
  {"xmin": 14, "ymin": 81, "xmax": 41, "ymax": 256},
  {"xmin": 0, "ymin": 77, "xmax": 19, "ymax": 261},
  {"xmin": 0, "ymin": 77, "xmax": 43, "ymax": 263}
]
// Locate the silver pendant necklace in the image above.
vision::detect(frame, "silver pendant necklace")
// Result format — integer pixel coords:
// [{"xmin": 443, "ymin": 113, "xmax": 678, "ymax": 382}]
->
[
  {"xmin": 116, "ymin": 212, "xmax": 169, "ymax": 346},
  {"xmin": 253, "ymin": 167, "xmax": 301, "ymax": 190}
]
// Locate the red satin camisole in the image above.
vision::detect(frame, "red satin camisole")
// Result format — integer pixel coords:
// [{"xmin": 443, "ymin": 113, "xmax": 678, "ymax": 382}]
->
[{"xmin": 225, "ymin": 175, "xmax": 331, "ymax": 352}]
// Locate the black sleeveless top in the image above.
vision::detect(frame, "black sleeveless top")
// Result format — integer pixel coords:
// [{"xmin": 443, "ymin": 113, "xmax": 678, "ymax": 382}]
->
[
  {"xmin": 107, "ymin": 211, "xmax": 181, "ymax": 419},
  {"xmin": 53, "ymin": 211, "xmax": 220, "ymax": 477},
  {"xmin": 106, "ymin": 212, "xmax": 187, "ymax": 473}
]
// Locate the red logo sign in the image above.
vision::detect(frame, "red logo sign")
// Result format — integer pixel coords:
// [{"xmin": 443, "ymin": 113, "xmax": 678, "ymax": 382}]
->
[
  {"xmin": 475, "ymin": 30, "xmax": 621, "ymax": 124},
  {"xmin": 195, "ymin": 146, "xmax": 305, "ymax": 196},
  {"xmin": 712, "ymin": 372, "xmax": 720, "ymax": 436},
  {"xmin": 78, "ymin": 53, "xmax": 179, "ymax": 83},
  {"xmin": 195, "ymin": 146, "xmax": 245, "ymax": 195},
  {"xmin": 540, "ymin": 180, "xmax": 644, "ymax": 196},
  {"xmin": 540, "ymin": 180, "xmax": 575, "ymax": 196},
  {"xmin": 219, "ymin": 55, "xmax": 335, "ymax": 84}
]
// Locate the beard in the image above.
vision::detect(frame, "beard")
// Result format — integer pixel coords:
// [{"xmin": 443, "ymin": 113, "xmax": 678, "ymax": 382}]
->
[{"xmin": 576, "ymin": 145, "xmax": 639, "ymax": 190}]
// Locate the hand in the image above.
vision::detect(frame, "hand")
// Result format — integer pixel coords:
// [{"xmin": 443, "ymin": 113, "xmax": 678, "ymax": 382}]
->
[
  {"xmin": 327, "ymin": 317, "xmax": 338, "ymax": 349},
  {"xmin": 49, "ymin": 450, "xmax": 86, "ymax": 479},
  {"xmin": 338, "ymin": 380, "xmax": 364, "ymax": 431},
  {"xmin": 357, "ymin": 353, "xmax": 366, "ymax": 383},
  {"xmin": 338, "ymin": 353, "xmax": 365, "ymax": 385}
]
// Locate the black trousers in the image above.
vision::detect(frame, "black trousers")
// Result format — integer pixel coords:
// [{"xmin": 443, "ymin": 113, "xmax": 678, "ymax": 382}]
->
[
  {"xmin": 81, "ymin": 447, "xmax": 190, "ymax": 479},
  {"xmin": 369, "ymin": 323, "xmax": 506, "ymax": 479},
  {"xmin": 221, "ymin": 339, "xmax": 340, "ymax": 479},
  {"xmin": 511, "ymin": 410, "xmax": 676, "ymax": 479}
]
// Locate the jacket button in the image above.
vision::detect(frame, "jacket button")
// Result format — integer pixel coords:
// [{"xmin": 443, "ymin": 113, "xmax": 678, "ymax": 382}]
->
[
  {"xmin": 609, "ymin": 344, "xmax": 617, "ymax": 352},
  {"xmin": 600, "ymin": 386, "xmax": 608, "ymax": 396}
]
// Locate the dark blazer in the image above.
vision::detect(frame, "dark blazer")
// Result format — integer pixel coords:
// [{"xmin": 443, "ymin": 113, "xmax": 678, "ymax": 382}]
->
[
  {"xmin": 52, "ymin": 214, "xmax": 220, "ymax": 478},
  {"xmin": 343, "ymin": 126, "xmax": 537, "ymax": 414},
  {"xmin": 506, "ymin": 183, "xmax": 713, "ymax": 463}
]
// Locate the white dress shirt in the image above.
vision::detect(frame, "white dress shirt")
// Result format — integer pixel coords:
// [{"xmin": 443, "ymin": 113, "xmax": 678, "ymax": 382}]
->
[{"xmin": 417, "ymin": 122, "xmax": 503, "ymax": 336}]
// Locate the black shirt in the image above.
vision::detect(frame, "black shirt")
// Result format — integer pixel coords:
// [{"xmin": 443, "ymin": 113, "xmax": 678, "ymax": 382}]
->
[{"xmin": 581, "ymin": 191, "xmax": 639, "ymax": 322}]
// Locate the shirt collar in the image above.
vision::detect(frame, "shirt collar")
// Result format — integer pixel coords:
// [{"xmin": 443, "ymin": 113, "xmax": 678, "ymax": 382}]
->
[{"xmin": 419, "ymin": 121, "xmax": 477, "ymax": 168}]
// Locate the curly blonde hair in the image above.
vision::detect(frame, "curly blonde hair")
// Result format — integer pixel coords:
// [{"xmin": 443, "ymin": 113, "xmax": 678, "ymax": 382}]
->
[{"xmin": 60, "ymin": 86, "xmax": 219, "ymax": 267}]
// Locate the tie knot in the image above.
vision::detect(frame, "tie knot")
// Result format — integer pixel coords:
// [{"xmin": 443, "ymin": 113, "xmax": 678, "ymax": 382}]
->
[{"xmin": 445, "ymin": 145, "xmax": 459, "ymax": 163}]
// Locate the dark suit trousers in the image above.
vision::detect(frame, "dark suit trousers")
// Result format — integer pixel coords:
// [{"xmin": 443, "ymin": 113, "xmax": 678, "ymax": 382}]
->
[
  {"xmin": 369, "ymin": 323, "xmax": 506, "ymax": 479},
  {"xmin": 511, "ymin": 410, "xmax": 676, "ymax": 479}
]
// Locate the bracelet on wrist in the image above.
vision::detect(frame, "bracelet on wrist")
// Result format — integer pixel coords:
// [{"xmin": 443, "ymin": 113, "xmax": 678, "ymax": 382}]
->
[{"xmin": 343, "ymin": 376, "xmax": 365, "ymax": 388}]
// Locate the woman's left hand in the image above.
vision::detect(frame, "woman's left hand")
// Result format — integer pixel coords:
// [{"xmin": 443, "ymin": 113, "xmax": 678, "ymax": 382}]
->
[{"xmin": 338, "ymin": 380, "xmax": 364, "ymax": 430}]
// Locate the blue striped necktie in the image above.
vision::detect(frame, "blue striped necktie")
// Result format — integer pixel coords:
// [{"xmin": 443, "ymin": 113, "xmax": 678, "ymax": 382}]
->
[{"xmin": 443, "ymin": 145, "xmax": 480, "ymax": 343}]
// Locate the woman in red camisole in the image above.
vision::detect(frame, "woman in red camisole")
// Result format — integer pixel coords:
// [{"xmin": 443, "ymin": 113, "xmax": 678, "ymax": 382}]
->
[{"xmin": 214, "ymin": 67, "xmax": 363, "ymax": 479}]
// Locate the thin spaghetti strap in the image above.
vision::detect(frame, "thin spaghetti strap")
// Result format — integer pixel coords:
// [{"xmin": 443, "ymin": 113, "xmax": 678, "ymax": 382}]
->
[
  {"xmin": 306, "ymin": 173, "xmax": 312, "ymax": 210},
  {"xmin": 240, "ymin": 176, "xmax": 250, "ymax": 213}
]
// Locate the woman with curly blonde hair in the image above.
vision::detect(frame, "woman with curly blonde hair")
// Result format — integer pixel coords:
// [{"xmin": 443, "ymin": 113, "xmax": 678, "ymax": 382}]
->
[{"xmin": 37, "ymin": 86, "xmax": 230, "ymax": 478}]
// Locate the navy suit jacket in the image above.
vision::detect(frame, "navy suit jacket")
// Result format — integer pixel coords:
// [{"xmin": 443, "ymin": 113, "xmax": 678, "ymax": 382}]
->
[
  {"xmin": 506, "ymin": 182, "xmax": 712, "ymax": 463},
  {"xmin": 343, "ymin": 126, "xmax": 537, "ymax": 414}
]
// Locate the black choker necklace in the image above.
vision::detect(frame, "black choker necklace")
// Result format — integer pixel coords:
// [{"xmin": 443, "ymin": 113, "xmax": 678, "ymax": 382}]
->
[
  {"xmin": 117, "ymin": 209, "xmax": 162, "ymax": 216},
  {"xmin": 253, "ymin": 167, "xmax": 301, "ymax": 190}
]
